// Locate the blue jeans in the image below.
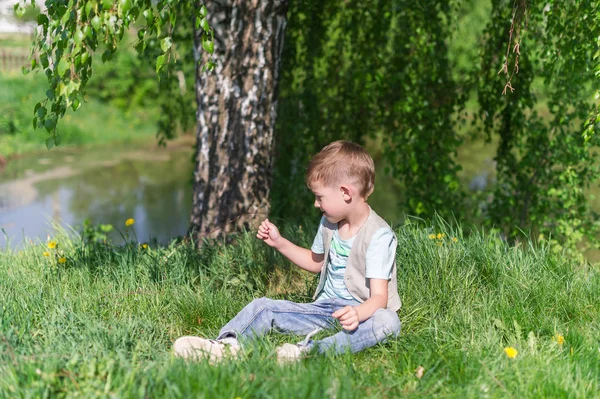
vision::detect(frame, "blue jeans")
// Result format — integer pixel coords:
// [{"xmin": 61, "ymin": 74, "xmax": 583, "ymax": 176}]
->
[{"xmin": 216, "ymin": 297, "xmax": 401, "ymax": 354}]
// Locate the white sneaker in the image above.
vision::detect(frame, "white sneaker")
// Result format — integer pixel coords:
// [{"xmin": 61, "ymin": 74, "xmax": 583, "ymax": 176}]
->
[
  {"xmin": 276, "ymin": 343, "xmax": 308, "ymax": 364},
  {"xmin": 276, "ymin": 327, "xmax": 322, "ymax": 364},
  {"xmin": 173, "ymin": 336, "xmax": 240, "ymax": 363}
]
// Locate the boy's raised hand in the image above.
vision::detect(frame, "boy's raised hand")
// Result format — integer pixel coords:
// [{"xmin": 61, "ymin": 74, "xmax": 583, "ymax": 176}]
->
[
  {"xmin": 256, "ymin": 218, "xmax": 281, "ymax": 248},
  {"xmin": 332, "ymin": 306, "xmax": 359, "ymax": 331}
]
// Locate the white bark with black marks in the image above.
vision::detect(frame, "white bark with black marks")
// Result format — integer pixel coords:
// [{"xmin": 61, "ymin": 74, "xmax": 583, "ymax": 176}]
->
[{"xmin": 190, "ymin": 0, "xmax": 288, "ymax": 242}]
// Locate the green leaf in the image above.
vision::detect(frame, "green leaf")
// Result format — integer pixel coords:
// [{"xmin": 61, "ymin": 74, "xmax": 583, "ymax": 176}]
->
[
  {"xmin": 74, "ymin": 29, "xmax": 85, "ymax": 45},
  {"xmin": 65, "ymin": 80, "xmax": 81, "ymax": 97},
  {"xmin": 54, "ymin": 134, "xmax": 62, "ymax": 146},
  {"xmin": 71, "ymin": 97, "xmax": 81, "ymax": 111},
  {"xmin": 85, "ymin": 2, "xmax": 93, "ymax": 17},
  {"xmin": 202, "ymin": 36, "xmax": 214, "ymax": 54},
  {"xmin": 134, "ymin": 41, "xmax": 145, "ymax": 54},
  {"xmin": 57, "ymin": 59, "xmax": 69, "ymax": 77},
  {"xmin": 91, "ymin": 15, "xmax": 101, "ymax": 30},
  {"xmin": 118, "ymin": 0, "xmax": 132, "ymax": 16},
  {"xmin": 160, "ymin": 37, "xmax": 172, "ymax": 52},
  {"xmin": 57, "ymin": 82, "xmax": 67, "ymax": 97},
  {"xmin": 44, "ymin": 118, "xmax": 56, "ymax": 132},
  {"xmin": 14, "ymin": 4, "xmax": 25, "ymax": 18},
  {"xmin": 81, "ymin": 52, "xmax": 90, "ymax": 65},
  {"xmin": 40, "ymin": 53, "xmax": 49, "ymax": 69},
  {"xmin": 37, "ymin": 14, "xmax": 48, "ymax": 25},
  {"xmin": 200, "ymin": 18, "xmax": 210, "ymax": 33},
  {"xmin": 37, "ymin": 106, "xmax": 46, "ymax": 118},
  {"xmin": 60, "ymin": 9, "xmax": 71, "ymax": 25},
  {"xmin": 156, "ymin": 54, "xmax": 166, "ymax": 73},
  {"xmin": 202, "ymin": 60, "xmax": 216, "ymax": 73},
  {"xmin": 45, "ymin": 137, "xmax": 55, "ymax": 150},
  {"xmin": 101, "ymin": 50, "xmax": 113, "ymax": 63},
  {"xmin": 200, "ymin": 5, "xmax": 208, "ymax": 17}
]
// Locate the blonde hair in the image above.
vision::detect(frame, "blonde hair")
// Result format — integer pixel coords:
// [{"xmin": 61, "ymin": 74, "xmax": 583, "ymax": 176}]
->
[{"xmin": 306, "ymin": 140, "xmax": 375, "ymax": 198}]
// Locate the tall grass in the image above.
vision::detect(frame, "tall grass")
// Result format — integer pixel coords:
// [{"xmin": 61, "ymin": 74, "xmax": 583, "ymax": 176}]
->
[{"xmin": 0, "ymin": 218, "xmax": 598, "ymax": 398}]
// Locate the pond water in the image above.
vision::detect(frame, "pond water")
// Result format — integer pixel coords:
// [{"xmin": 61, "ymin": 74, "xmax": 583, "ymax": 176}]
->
[{"xmin": 0, "ymin": 140, "xmax": 195, "ymax": 248}]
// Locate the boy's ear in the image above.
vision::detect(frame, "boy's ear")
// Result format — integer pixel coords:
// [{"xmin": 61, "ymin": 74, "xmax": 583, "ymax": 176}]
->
[{"xmin": 340, "ymin": 185, "xmax": 352, "ymax": 201}]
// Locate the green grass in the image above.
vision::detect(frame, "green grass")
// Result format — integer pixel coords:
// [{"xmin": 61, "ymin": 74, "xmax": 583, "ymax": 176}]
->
[
  {"xmin": 1, "ymin": 217, "xmax": 598, "ymax": 398},
  {"xmin": 0, "ymin": 33, "xmax": 34, "ymax": 48},
  {"xmin": 0, "ymin": 71, "xmax": 159, "ymax": 158}
]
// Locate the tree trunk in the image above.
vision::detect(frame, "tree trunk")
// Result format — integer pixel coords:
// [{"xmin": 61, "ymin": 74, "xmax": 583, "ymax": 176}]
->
[{"xmin": 189, "ymin": 0, "xmax": 289, "ymax": 242}]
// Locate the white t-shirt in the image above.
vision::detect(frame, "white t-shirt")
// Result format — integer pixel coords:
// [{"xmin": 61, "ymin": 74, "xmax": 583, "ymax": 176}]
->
[{"xmin": 310, "ymin": 216, "xmax": 397, "ymax": 301}]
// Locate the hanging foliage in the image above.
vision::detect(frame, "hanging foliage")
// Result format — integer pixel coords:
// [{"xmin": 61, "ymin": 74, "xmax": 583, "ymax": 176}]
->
[
  {"xmin": 476, "ymin": 0, "xmax": 600, "ymax": 259},
  {"xmin": 274, "ymin": 0, "xmax": 465, "ymax": 219},
  {"xmin": 18, "ymin": 0, "xmax": 214, "ymax": 149}
]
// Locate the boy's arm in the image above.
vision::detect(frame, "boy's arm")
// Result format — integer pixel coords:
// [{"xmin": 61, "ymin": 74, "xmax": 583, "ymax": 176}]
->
[
  {"xmin": 273, "ymin": 237, "xmax": 324, "ymax": 274},
  {"xmin": 256, "ymin": 218, "xmax": 324, "ymax": 274},
  {"xmin": 332, "ymin": 279, "xmax": 388, "ymax": 331}
]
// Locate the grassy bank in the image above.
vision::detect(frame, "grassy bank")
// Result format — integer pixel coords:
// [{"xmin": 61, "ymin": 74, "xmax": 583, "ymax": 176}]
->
[
  {"xmin": 0, "ymin": 218, "xmax": 598, "ymax": 398},
  {"xmin": 0, "ymin": 71, "xmax": 159, "ymax": 158}
]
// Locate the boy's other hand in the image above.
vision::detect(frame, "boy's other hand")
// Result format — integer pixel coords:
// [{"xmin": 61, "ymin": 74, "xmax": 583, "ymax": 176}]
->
[
  {"xmin": 332, "ymin": 306, "xmax": 359, "ymax": 331},
  {"xmin": 256, "ymin": 218, "xmax": 282, "ymax": 248}
]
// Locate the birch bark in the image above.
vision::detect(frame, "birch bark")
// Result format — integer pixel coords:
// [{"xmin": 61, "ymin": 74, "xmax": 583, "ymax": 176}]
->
[{"xmin": 189, "ymin": 0, "xmax": 289, "ymax": 241}]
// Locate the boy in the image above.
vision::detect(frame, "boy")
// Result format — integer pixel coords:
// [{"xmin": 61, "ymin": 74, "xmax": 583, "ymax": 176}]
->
[{"xmin": 174, "ymin": 140, "xmax": 401, "ymax": 363}]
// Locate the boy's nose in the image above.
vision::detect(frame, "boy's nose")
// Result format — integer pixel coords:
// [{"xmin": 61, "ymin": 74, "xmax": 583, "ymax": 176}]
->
[{"xmin": 313, "ymin": 200, "xmax": 320, "ymax": 209}]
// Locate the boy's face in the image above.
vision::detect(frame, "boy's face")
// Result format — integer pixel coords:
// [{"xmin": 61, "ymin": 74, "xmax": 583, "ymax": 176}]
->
[{"xmin": 309, "ymin": 180, "xmax": 350, "ymax": 223}]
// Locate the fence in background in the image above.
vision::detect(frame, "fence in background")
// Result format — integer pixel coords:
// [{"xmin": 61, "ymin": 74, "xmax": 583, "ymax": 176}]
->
[{"xmin": 0, "ymin": 48, "xmax": 30, "ymax": 71}]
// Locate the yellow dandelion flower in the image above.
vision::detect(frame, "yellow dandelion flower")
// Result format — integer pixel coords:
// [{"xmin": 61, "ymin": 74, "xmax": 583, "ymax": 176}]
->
[
  {"xmin": 58, "ymin": 257, "xmax": 67, "ymax": 264},
  {"xmin": 125, "ymin": 218, "xmax": 135, "ymax": 227},
  {"xmin": 504, "ymin": 347, "xmax": 518, "ymax": 359},
  {"xmin": 437, "ymin": 233, "xmax": 445, "ymax": 239},
  {"xmin": 141, "ymin": 243, "xmax": 148, "ymax": 249},
  {"xmin": 554, "ymin": 334, "xmax": 565, "ymax": 346},
  {"xmin": 452, "ymin": 237, "xmax": 458, "ymax": 243},
  {"xmin": 428, "ymin": 234, "xmax": 436, "ymax": 239},
  {"xmin": 47, "ymin": 241, "xmax": 57, "ymax": 249},
  {"xmin": 43, "ymin": 251, "xmax": 51, "ymax": 257}
]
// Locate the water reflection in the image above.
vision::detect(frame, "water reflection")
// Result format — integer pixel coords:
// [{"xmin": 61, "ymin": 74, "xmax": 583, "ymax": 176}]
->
[{"xmin": 0, "ymin": 143, "xmax": 194, "ymax": 248}]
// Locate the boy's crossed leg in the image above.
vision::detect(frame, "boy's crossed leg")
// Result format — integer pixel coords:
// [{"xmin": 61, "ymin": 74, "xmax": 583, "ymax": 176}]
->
[{"xmin": 173, "ymin": 297, "xmax": 400, "ymax": 363}]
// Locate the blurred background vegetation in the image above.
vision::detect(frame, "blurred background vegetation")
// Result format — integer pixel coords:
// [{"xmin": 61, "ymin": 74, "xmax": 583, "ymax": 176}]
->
[{"xmin": 1, "ymin": 0, "xmax": 599, "ymax": 262}]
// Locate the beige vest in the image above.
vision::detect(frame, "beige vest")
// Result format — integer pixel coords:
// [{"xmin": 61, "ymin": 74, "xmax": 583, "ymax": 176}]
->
[{"xmin": 312, "ymin": 208, "xmax": 402, "ymax": 311}]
